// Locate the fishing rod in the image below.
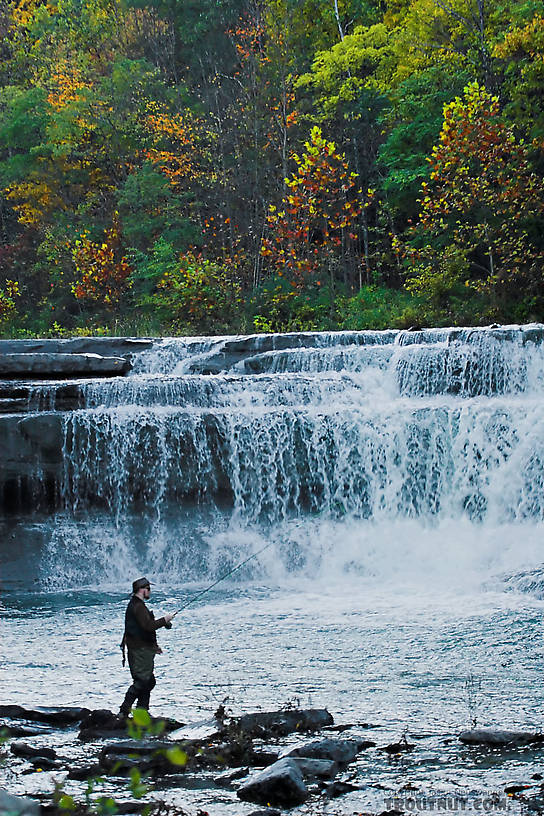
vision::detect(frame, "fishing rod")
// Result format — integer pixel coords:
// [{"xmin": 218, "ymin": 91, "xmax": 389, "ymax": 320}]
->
[{"xmin": 171, "ymin": 540, "xmax": 274, "ymax": 618}]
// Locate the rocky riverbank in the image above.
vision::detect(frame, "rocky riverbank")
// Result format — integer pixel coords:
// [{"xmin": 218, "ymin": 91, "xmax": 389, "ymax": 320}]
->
[{"xmin": 2, "ymin": 704, "xmax": 544, "ymax": 816}]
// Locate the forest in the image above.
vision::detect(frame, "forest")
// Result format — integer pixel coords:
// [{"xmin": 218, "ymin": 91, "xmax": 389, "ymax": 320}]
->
[{"xmin": 0, "ymin": 0, "xmax": 543, "ymax": 336}]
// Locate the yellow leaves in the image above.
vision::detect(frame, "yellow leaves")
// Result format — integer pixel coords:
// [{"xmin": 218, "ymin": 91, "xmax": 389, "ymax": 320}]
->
[
  {"xmin": 47, "ymin": 66, "xmax": 91, "ymax": 111},
  {"xmin": 6, "ymin": 179, "xmax": 61, "ymax": 225}
]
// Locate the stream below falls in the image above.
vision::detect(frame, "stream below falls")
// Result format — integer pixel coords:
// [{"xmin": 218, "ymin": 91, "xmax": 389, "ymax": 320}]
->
[{"xmin": 2, "ymin": 326, "xmax": 544, "ymax": 814}]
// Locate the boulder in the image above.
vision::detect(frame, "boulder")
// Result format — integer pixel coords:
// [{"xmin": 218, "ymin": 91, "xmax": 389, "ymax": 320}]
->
[
  {"xmin": 0, "ymin": 353, "xmax": 131, "ymax": 379},
  {"xmin": 291, "ymin": 757, "xmax": 338, "ymax": 779},
  {"xmin": 0, "ymin": 789, "xmax": 40, "ymax": 816},
  {"xmin": 459, "ymin": 728, "xmax": 544, "ymax": 747},
  {"xmin": 10, "ymin": 743, "xmax": 57, "ymax": 760},
  {"xmin": 282, "ymin": 737, "xmax": 364, "ymax": 765},
  {"xmin": 0, "ymin": 705, "xmax": 89, "ymax": 725},
  {"xmin": 237, "ymin": 758, "xmax": 309, "ymax": 808},
  {"xmin": 236, "ymin": 708, "xmax": 333, "ymax": 738}
]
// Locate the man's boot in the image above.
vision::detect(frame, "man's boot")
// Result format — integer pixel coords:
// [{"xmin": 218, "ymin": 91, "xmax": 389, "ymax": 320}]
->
[{"xmin": 120, "ymin": 686, "xmax": 138, "ymax": 717}]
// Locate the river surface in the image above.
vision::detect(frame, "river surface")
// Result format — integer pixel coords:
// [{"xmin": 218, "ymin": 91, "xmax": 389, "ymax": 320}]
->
[{"xmin": 2, "ymin": 328, "xmax": 544, "ymax": 813}]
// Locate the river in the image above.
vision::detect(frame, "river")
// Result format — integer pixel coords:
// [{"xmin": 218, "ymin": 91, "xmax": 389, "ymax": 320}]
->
[{"xmin": 2, "ymin": 327, "xmax": 544, "ymax": 814}]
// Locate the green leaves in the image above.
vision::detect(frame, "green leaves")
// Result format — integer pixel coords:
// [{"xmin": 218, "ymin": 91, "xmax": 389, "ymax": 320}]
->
[{"xmin": 166, "ymin": 746, "xmax": 188, "ymax": 766}]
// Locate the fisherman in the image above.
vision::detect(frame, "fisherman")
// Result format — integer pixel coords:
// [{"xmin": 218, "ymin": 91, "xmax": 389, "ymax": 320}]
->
[{"xmin": 119, "ymin": 577, "xmax": 174, "ymax": 718}]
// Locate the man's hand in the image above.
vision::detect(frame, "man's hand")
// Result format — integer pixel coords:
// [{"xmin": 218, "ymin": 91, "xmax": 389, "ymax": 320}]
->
[{"xmin": 164, "ymin": 613, "xmax": 174, "ymax": 624}]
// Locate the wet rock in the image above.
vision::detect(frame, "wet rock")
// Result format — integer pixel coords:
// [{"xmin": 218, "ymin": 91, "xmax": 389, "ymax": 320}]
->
[
  {"xmin": 459, "ymin": 728, "xmax": 544, "ymax": 747},
  {"xmin": 79, "ymin": 710, "xmax": 182, "ymax": 740},
  {"xmin": 504, "ymin": 783, "xmax": 532, "ymax": 794},
  {"xmin": 383, "ymin": 739, "xmax": 415, "ymax": 754},
  {"xmin": 0, "ymin": 338, "xmax": 153, "ymax": 358},
  {"xmin": 67, "ymin": 764, "xmax": 103, "ymax": 781},
  {"xmin": 325, "ymin": 780, "xmax": 360, "ymax": 798},
  {"xmin": 10, "ymin": 743, "xmax": 57, "ymax": 760},
  {"xmin": 80, "ymin": 709, "xmax": 125, "ymax": 731},
  {"xmin": 26, "ymin": 758, "xmax": 60, "ymax": 771},
  {"xmin": 79, "ymin": 727, "xmax": 130, "ymax": 742},
  {"xmin": 0, "ymin": 788, "xmax": 41, "ymax": 816},
  {"xmin": 282, "ymin": 737, "xmax": 365, "ymax": 765},
  {"xmin": 168, "ymin": 717, "xmax": 220, "ymax": 741},
  {"xmin": 246, "ymin": 811, "xmax": 282, "ymax": 816},
  {"xmin": 291, "ymin": 757, "xmax": 338, "ymax": 779},
  {"xmin": 237, "ymin": 758, "xmax": 309, "ymax": 808},
  {"xmin": 213, "ymin": 766, "xmax": 249, "ymax": 787},
  {"xmin": 0, "ymin": 723, "xmax": 51, "ymax": 738},
  {"xmin": 0, "ymin": 353, "xmax": 131, "ymax": 379},
  {"xmin": 0, "ymin": 705, "xmax": 89, "ymax": 725},
  {"xmin": 236, "ymin": 708, "xmax": 333, "ymax": 738}
]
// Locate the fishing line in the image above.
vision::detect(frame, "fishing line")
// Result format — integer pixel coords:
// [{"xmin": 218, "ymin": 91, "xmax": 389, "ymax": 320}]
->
[{"xmin": 171, "ymin": 540, "xmax": 275, "ymax": 617}]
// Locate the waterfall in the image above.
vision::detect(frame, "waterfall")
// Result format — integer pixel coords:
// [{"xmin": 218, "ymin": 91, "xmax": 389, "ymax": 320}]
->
[{"xmin": 4, "ymin": 325, "xmax": 544, "ymax": 588}]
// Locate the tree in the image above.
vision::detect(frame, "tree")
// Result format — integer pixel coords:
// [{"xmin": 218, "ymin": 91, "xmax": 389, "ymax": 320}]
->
[
  {"xmin": 72, "ymin": 215, "xmax": 133, "ymax": 309},
  {"xmin": 404, "ymin": 81, "xmax": 544, "ymax": 315},
  {"xmin": 261, "ymin": 125, "xmax": 365, "ymax": 292}
]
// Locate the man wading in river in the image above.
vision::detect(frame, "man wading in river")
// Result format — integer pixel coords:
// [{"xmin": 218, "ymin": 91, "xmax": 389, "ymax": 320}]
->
[{"xmin": 119, "ymin": 577, "xmax": 174, "ymax": 718}]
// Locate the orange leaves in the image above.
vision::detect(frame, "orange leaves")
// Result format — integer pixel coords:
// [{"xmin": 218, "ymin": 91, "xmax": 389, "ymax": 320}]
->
[
  {"xmin": 143, "ymin": 108, "xmax": 204, "ymax": 187},
  {"xmin": 47, "ymin": 67, "xmax": 90, "ymax": 111},
  {"xmin": 72, "ymin": 214, "xmax": 132, "ymax": 308},
  {"xmin": 409, "ymin": 81, "xmax": 544, "ymax": 293},
  {"xmin": 261, "ymin": 126, "xmax": 362, "ymax": 287}
]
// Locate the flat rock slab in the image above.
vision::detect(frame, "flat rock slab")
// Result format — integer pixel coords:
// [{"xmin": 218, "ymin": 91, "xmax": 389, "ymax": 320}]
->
[
  {"xmin": 459, "ymin": 728, "xmax": 544, "ymax": 746},
  {"xmin": 168, "ymin": 717, "xmax": 221, "ymax": 741},
  {"xmin": 0, "ymin": 705, "xmax": 89, "ymax": 725},
  {"xmin": 0, "ymin": 788, "xmax": 41, "ymax": 816},
  {"xmin": 0, "ymin": 723, "xmax": 52, "ymax": 737},
  {"xmin": 236, "ymin": 708, "xmax": 333, "ymax": 738},
  {"xmin": 0, "ymin": 338, "xmax": 152, "ymax": 356},
  {"xmin": 237, "ymin": 758, "xmax": 308, "ymax": 808},
  {"xmin": 10, "ymin": 743, "xmax": 57, "ymax": 760},
  {"xmin": 282, "ymin": 737, "xmax": 364, "ymax": 765},
  {"xmin": 0, "ymin": 353, "xmax": 131, "ymax": 379}
]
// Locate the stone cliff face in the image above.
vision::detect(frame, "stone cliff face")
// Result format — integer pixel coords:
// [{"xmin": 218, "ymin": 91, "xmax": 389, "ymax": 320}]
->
[{"xmin": 0, "ymin": 338, "xmax": 152, "ymax": 513}]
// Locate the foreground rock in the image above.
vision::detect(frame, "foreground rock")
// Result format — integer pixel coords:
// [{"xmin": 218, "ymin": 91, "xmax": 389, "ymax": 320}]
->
[
  {"xmin": 235, "ymin": 708, "xmax": 333, "ymax": 738},
  {"xmin": 237, "ymin": 758, "xmax": 309, "ymax": 808},
  {"xmin": 79, "ymin": 709, "xmax": 182, "ymax": 741},
  {"xmin": 0, "ymin": 705, "xmax": 89, "ymax": 725},
  {"xmin": 282, "ymin": 737, "xmax": 367, "ymax": 765},
  {"xmin": 0, "ymin": 353, "xmax": 131, "ymax": 379},
  {"xmin": 0, "ymin": 789, "xmax": 40, "ymax": 816},
  {"xmin": 10, "ymin": 743, "xmax": 57, "ymax": 761},
  {"xmin": 459, "ymin": 728, "xmax": 544, "ymax": 747}
]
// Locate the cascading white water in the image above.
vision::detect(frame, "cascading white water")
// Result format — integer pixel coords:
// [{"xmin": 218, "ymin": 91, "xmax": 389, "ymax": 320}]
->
[{"xmin": 41, "ymin": 325, "xmax": 544, "ymax": 588}]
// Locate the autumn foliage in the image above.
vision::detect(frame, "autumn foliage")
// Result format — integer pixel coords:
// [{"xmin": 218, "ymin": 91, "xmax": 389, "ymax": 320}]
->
[
  {"xmin": 72, "ymin": 217, "xmax": 133, "ymax": 309},
  {"xmin": 261, "ymin": 126, "xmax": 363, "ymax": 288},
  {"xmin": 405, "ymin": 82, "xmax": 544, "ymax": 308}
]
